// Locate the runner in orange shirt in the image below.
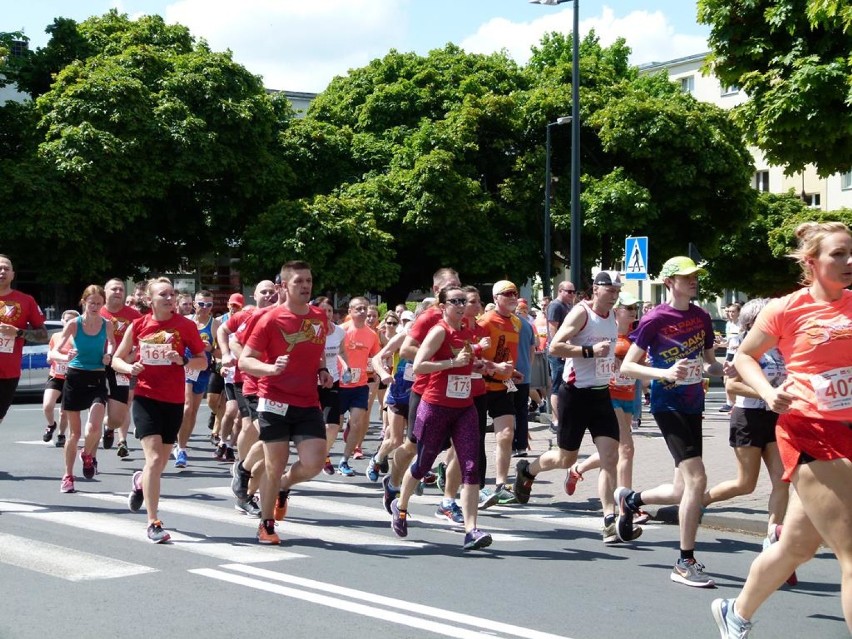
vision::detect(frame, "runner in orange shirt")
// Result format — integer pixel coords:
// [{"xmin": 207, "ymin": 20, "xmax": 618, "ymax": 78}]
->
[{"xmin": 713, "ymin": 222, "xmax": 852, "ymax": 637}]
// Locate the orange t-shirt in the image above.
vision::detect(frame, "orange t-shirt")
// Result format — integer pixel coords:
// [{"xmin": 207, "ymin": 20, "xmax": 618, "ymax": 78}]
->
[
  {"xmin": 756, "ymin": 288, "xmax": 852, "ymax": 420},
  {"xmin": 340, "ymin": 324, "xmax": 380, "ymax": 388},
  {"xmin": 609, "ymin": 334, "xmax": 636, "ymax": 401},
  {"xmin": 477, "ymin": 310, "xmax": 521, "ymax": 392}
]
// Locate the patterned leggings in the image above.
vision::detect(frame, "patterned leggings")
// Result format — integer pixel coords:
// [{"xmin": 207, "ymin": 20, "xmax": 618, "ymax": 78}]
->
[{"xmin": 411, "ymin": 400, "xmax": 479, "ymax": 485}]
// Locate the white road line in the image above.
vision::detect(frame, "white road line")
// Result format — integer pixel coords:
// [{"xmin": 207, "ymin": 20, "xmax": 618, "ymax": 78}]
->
[
  {"xmin": 14, "ymin": 509, "xmax": 304, "ymax": 564},
  {"xmin": 0, "ymin": 501, "xmax": 46, "ymax": 513},
  {"xmin": 0, "ymin": 532, "xmax": 157, "ymax": 581},
  {"xmin": 192, "ymin": 567, "xmax": 575, "ymax": 639},
  {"xmin": 83, "ymin": 492, "xmax": 429, "ymax": 549},
  {"xmin": 14, "ymin": 440, "xmax": 55, "ymax": 446}
]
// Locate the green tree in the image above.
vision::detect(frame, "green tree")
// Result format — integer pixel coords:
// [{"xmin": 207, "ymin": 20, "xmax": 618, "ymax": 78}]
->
[{"xmin": 698, "ymin": 0, "xmax": 852, "ymax": 175}]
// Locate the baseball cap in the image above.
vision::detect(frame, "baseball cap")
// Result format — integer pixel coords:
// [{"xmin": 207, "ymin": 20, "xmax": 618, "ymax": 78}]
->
[
  {"xmin": 228, "ymin": 293, "xmax": 244, "ymax": 307},
  {"xmin": 492, "ymin": 280, "xmax": 518, "ymax": 296},
  {"xmin": 400, "ymin": 310, "xmax": 415, "ymax": 322},
  {"xmin": 659, "ymin": 256, "xmax": 707, "ymax": 279},
  {"xmin": 593, "ymin": 270, "xmax": 622, "ymax": 288},
  {"xmin": 615, "ymin": 291, "xmax": 640, "ymax": 307}
]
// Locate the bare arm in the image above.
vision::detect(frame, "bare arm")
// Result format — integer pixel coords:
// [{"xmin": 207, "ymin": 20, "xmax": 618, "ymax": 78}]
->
[
  {"xmin": 372, "ymin": 331, "xmax": 406, "ymax": 384},
  {"xmin": 399, "ymin": 334, "xmax": 421, "ymax": 362},
  {"xmin": 112, "ymin": 327, "xmax": 143, "ymax": 376},
  {"xmin": 239, "ymin": 344, "xmax": 287, "ymax": 378},
  {"xmin": 412, "ymin": 326, "xmax": 471, "ymax": 374},
  {"xmin": 733, "ymin": 327, "xmax": 793, "ymax": 413}
]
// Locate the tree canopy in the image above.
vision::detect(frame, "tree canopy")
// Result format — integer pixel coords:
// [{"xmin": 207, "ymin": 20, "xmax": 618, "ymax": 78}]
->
[{"xmin": 698, "ymin": 0, "xmax": 852, "ymax": 176}]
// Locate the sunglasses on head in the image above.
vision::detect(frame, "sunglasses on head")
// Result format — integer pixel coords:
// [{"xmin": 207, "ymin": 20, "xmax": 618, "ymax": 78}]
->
[
  {"xmin": 445, "ymin": 298, "xmax": 468, "ymax": 307},
  {"xmin": 196, "ymin": 301, "xmax": 214, "ymax": 308}
]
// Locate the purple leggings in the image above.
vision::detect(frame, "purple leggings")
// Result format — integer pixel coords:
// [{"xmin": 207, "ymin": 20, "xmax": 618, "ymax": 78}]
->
[{"xmin": 411, "ymin": 400, "xmax": 479, "ymax": 485}]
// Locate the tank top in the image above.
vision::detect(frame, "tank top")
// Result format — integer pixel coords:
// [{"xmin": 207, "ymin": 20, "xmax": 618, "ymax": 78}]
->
[
  {"xmin": 68, "ymin": 316, "xmax": 107, "ymax": 371},
  {"xmin": 421, "ymin": 320, "xmax": 475, "ymax": 408},
  {"xmin": 192, "ymin": 314, "xmax": 215, "ymax": 366},
  {"xmin": 563, "ymin": 302, "xmax": 617, "ymax": 389}
]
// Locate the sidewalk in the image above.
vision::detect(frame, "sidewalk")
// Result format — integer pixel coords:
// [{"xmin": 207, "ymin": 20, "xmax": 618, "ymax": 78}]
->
[{"xmin": 494, "ymin": 387, "xmax": 775, "ymax": 537}]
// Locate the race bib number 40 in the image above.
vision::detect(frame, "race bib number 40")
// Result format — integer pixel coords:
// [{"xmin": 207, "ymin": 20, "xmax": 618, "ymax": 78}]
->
[
  {"xmin": 0, "ymin": 335, "xmax": 14, "ymax": 354},
  {"xmin": 811, "ymin": 367, "xmax": 852, "ymax": 412},
  {"xmin": 446, "ymin": 374, "xmax": 471, "ymax": 399},
  {"xmin": 139, "ymin": 342, "xmax": 173, "ymax": 366},
  {"xmin": 258, "ymin": 397, "xmax": 289, "ymax": 417}
]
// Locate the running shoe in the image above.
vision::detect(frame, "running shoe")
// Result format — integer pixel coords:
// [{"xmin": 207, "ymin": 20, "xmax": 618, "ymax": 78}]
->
[
  {"xmin": 435, "ymin": 502, "xmax": 464, "ymax": 524},
  {"xmin": 213, "ymin": 443, "xmax": 227, "ymax": 460},
  {"xmin": 478, "ymin": 488, "xmax": 499, "ymax": 510},
  {"xmin": 462, "ymin": 528, "xmax": 492, "ymax": 551},
  {"xmin": 81, "ymin": 453, "xmax": 96, "ymax": 479},
  {"xmin": 55, "ymin": 434, "xmax": 66, "ymax": 448},
  {"xmin": 762, "ymin": 524, "xmax": 798, "ymax": 586},
  {"xmin": 116, "ymin": 440, "xmax": 129, "ymax": 458},
  {"xmin": 322, "ymin": 457, "xmax": 335, "ymax": 476},
  {"xmin": 274, "ymin": 489, "xmax": 289, "ymax": 521},
  {"xmin": 337, "ymin": 461, "xmax": 355, "ymax": 477},
  {"xmin": 421, "ymin": 470, "xmax": 438, "ymax": 485},
  {"xmin": 224, "ymin": 447, "xmax": 236, "ymax": 463},
  {"xmin": 60, "ymin": 474, "xmax": 75, "ymax": 493},
  {"xmin": 128, "ymin": 470, "xmax": 144, "ymax": 512},
  {"xmin": 614, "ymin": 486, "xmax": 637, "ymax": 543},
  {"xmin": 102, "ymin": 426, "xmax": 115, "ymax": 449},
  {"xmin": 174, "ymin": 450, "xmax": 188, "ymax": 469},
  {"xmin": 378, "ymin": 457, "xmax": 390, "ymax": 474},
  {"xmin": 603, "ymin": 521, "xmax": 642, "ymax": 544},
  {"xmin": 718, "ymin": 403, "xmax": 732, "ymax": 413},
  {"xmin": 147, "ymin": 520, "xmax": 171, "ymax": 544},
  {"xmin": 494, "ymin": 485, "xmax": 517, "ymax": 505},
  {"xmin": 633, "ymin": 509, "xmax": 651, "ymax": 526},
  {"xmin": 711, "ymin": 598, "xmax": 753, "ymax": 638},
  {"xmin": 564, "ymin": 463, "xmax": 583, "ymax": 496},
  {"xmin": 257, "ymin": 519, "xmax": 280, "ymax": 545},
  {"xmin": 513, "ymin": 459, "xmax": 534, "ymax": 504},
  {"xmin": 435, "ymin": 462, "xmax": 447, "ymax": 492},
  {"xmin": 671, "ymin": 558, "xmax": 715, "ymax": 588},
  {"xmin": 231, "ymin": 461, "xmax": 251, "ymax": 501},
  {"xmin": 365, "ymin": 456, "xmax": 381, "ymax": 482},
  {"xmin": 352, "ymin": 446, "xmax": 364, "ymax": 460},
  {"xmin": 42, "ymin": 422, "xmax": 56, "ymax": 443},
  {"xmin": 390, "ymin": 499, "xmax": 408, "ymax": 538},
  {"xmin": 512, "ymin": 449, "xmax": 528, "ymax": 458},
  {"xmin": 235, "ymin": 494, "xmax": 262, "ymax": 518},
  {"xmin": 382, "ymin": 475, "xmax": 399, "ymax": 514}
]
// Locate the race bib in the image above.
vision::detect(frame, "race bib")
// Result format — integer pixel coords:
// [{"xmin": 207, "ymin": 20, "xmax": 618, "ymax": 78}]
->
[
  {"xmin": 185, "ymin": 366, "xmax": 200, "ymax": 382},
  {"xmin": 53, "ymin": 362, "xmax": 68, "ymax": 377},
  {"xmin": 675, "ymin": 358, "xmax": 704, "ymax": 386},
  {"xmin": 595, "ymin": 355, "xmax": 616, "ymax": 379},
  {"xmin": 115, "ymin": 373, "xmax": 130, "ymax": 387},
  {"xmin": 0, "ymin": 334, "xmax": 14, "ymax": 353},
  {"xmin": 446, "ymin": 374, "xmax": 471, "ymax": 399},
  {"xmin": 402, "ymin": 362, "xmax": 415, "ymax": 382},
  {"xmin": 470, "ymin": 372, "xmax": 483, "ymax": 380},
  {"xmin": 139, "ymin": 342, "xmax": 172, "ymax": 366},
  {"xmin": 258, "ymin": 397, "xmax": 289, "ymax": 417},
  {"xmin": 611, "ymin": 361, "xmax": 634, "ymax": 387},
  {"xmin": 349, "ymin": 367, "xmax": 362, "ymax": 383},
  {"xmin": 811, "ymin": 366, "xmax": 852, "ymax": 412},
  {"xmin": 503, "ymin": 378, "xmax": 518, "ymax": 393}
]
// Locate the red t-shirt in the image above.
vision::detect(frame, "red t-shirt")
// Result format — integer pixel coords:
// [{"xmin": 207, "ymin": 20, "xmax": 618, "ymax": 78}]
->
[
  {"xmin": 225, "ymin": 307, "xmax": 261, "ymax": 385},
  {"xmin": 232, "ymin": 306, "xmax": 275, "ymax": 396},
  {"xmin": 245, "ymin": 305, "xmax": 329, "ymax": 407},
  {"xmin": 409, "ymin": 306, "xmax": 443, "ymax": 395},
  {"xmin": 422, "ymin": 320, "xmax": 476, "ymax": 408},
  {"xmin": 463, "ymin": 317, "xmax": 489, "ymax": 398},
  {"xmin": 0, "ymin": 290, "xmax": 45, "ymax": 379},
  {"xmin": 131, "ymin": 313, "xmax": 206, "ymax": 404},
  {"xmin": 100, "ymin": 305, "xmax": 142, "ymax": 344}
]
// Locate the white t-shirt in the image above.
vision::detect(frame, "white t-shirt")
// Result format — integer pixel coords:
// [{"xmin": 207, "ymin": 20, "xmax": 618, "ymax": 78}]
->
[{"xmin": 324, "ymin": 324, "xmax": 346, "ymax": 382}]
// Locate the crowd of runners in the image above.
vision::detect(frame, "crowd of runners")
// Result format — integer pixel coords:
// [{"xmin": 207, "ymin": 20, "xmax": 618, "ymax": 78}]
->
[{"xmin": 1, "ymin": 219, "xmax": 851, "ymax": 637}]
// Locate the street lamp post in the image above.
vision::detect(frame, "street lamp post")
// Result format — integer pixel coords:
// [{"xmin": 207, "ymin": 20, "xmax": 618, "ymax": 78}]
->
[
  {"xmin": 530, "ymin": 0, "xmax": 582, "ymax": 291},
  {"xmin": 543, "ymin": 117, "xmax": 571, "ymax": 298}
]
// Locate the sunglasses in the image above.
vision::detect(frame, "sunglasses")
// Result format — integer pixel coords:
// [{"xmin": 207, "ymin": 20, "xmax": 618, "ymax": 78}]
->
[
  {"xmin": 498, "ymin": 291, "xmax": 518, "ymax": 298},
  {"xmin": 445, "ymin": 298, "xmax": 468, "ymax": 307},
  {"xmin": 560, "ymin": 289, "xmax": 576, "ymax": 294},
  {"xmin": 196, "ymin": 301, "xmax": 214, "ymax": 308},
  {"xmin": 386, "ymin": 321, "xmax": 399, "ymax": 326}
]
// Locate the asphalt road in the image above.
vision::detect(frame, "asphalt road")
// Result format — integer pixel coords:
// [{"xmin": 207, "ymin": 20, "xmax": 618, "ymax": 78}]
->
[{"xmin": 0, "ymin": 401, "xmax": 847, "ymax": 639}]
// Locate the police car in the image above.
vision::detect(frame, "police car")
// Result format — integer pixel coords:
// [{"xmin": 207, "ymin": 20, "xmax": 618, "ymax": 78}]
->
[{"xmin": 17, "ymin": 320, "xmax": 64, "ymax": 396}]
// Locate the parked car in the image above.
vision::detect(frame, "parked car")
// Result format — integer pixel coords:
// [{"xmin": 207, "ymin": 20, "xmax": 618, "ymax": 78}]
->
[{"xmin": 17, "ymin": 320, "xmax": 63, "ymax": 397}]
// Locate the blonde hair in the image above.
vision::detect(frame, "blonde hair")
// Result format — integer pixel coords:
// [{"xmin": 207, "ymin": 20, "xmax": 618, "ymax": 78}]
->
[
  {"xmin": 79, "ymin": 285, "xmax": 105, "ymax": 306},
  {"xmin": 145, "ymin": 277, "xmax": 172, "ymax": 297},
  {"xmin": 790, "ymin": 221, "xmax": 852, "ymax": 285}
]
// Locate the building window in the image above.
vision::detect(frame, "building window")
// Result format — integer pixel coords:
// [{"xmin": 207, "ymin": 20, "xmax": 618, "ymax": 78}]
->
[
  {"xmin": 721, "ymin": 85, "xmax": 740, "ymax": 96},
  {"xmin": 9, "ymin": 40, "xmax": 28, "ymax": 58},
  {"xmin": 842, "ymin": 171, "xmax": 852, "ymax": 190},
  {"xmin": 754, "ymin": 170, "xmax": 770, "ymax": 192},
  {"xmin": 803, "ymin": 193, "xmax": 821, "ymax": 208},
  {"xmin": 680, "ymin": 76, "xmax": 695, "ymax": 94}
]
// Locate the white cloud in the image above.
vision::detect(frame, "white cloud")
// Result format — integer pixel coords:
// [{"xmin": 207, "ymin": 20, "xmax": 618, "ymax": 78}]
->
[
  {"xmin": 164, "ymin": 0, "xmax": 408, "ymax": 92},
  {"xmin": 461, "ymin": 5, "xmax": 707, "ymax": 67}
]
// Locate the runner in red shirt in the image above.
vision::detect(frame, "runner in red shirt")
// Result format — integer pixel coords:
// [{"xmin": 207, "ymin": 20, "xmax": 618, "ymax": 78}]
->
[
  {"xmin": 112, "ymin": 277, "xmax": 207, "ymax": 544},
  {"xmin": 712, "ymin": 222, "xmax": 852, "ymax": 637},
  {"xmin": 100, "ymin": 278, "xmax": 142, "ymax": 457},
  {"xmin": 240, "ymin": 261, "xmax": 333, "ymax": 545},
  {"xmin": 0, "ymin": 254, "xmax": 47, "ymax": 425}
]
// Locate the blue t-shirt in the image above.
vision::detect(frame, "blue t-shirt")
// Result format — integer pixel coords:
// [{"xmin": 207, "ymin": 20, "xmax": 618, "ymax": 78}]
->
[
  {"xmin": 514, "ymin": 315, "xmax": 537, "ymax": 383},
  {"xmin": 629, "ymin": 302, "xmax": 714, "ymax": 414}
]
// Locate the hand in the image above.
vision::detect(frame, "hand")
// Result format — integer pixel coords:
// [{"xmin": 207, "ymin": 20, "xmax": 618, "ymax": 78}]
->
[
  {"xmin": 381, "ymin": 374, "xmax": 393, "ymax": 386},
  {"xmin": 130, "ymin": 362, "xmax": 145, "ymax": 376},
  {"xmin": 722, "ymin": 360, "xmax": 737, "ymax": 377},
  {"xmin": 0, "ymin": 324, "xmax": 17, "ymax": 337},
  {"xmin": 493, "ymin": 361, "xmax": 514, "ymax": 376},
  {"xmin": 166, "ymin": 350, "xmax": 183, "ymax": 365},
  {"xmin": 221, "ymin": 352, "xmax": 236, "ymax": 368},
  {"xmin": 66, "ymin": 348, "xmax": 78, "ymax": 361},
  {"xmin": 593, "ymin": 340, "xmax": 611, "ymax": 358},
  {"xmin": 318, "ymin": 369, "xmax": 333, "ymax": 389},
  {"xmin": 764, "ymin": 380, "xmax": 794, "ymax": 414},
  {"xmin": 272, "ymin": 355, "xmax": 290, "ymax": 375},
  {"xmin": 662, "ymin": 358, "xmax": 690, "ymax": 383},
  {"xmin": 478, "ymin": 337, "xmax": 491, "ymax": 350},
  {"xmin": 454, "ymin": 349, "xmax": 472, "ymax": 367}
]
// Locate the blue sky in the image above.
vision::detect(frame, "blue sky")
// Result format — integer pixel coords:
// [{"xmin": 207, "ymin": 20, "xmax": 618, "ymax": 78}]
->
[{"xmin": 5, "ymin": 1, "xmax": 709, "ymax": 92}]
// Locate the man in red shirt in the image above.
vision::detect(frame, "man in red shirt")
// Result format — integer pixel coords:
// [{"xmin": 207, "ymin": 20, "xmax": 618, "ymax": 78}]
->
[
  {"xmin": 0, "ymin": 255, "xmax": 47, "ymax": 425},
  {"xmin": 239, "ymin": 261, "xmax": 333, "ymax": 545}
]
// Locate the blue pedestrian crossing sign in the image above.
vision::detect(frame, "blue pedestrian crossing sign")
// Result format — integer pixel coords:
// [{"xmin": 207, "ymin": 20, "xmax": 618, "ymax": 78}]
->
[{"xmin": 625, "ymin": 236, "xmax": 648, "ymax": 280}]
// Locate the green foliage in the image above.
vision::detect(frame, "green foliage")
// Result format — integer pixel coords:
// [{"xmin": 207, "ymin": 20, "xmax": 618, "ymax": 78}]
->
[{"xmin": 698, "ymin": 0, "xmax": 852, "ymax": 175}]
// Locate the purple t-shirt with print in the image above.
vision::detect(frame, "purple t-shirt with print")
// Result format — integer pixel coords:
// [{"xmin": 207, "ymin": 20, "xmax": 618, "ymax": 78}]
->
[{"xmin": 629, "ymin": 302, "xmax": 714, "ymax": 414}]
